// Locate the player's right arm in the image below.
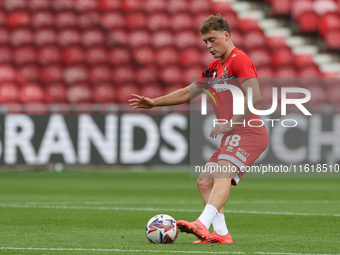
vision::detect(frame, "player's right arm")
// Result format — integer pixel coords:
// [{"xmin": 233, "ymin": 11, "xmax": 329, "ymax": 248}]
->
[{"xmin": 128, "ymin": 82, "xmax": 203, "ymax": 109}]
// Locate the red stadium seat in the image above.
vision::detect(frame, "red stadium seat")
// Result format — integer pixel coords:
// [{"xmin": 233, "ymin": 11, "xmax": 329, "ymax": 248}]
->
[
  {"xmin": 122, "ymin": 0, "xmax": 143, "ymax": 11},
  {"xmin": 31, "ymin": 11, "xmax": 54, "ymax": 28},
  {"xmin": 44, "ymin": 83, "xmax": 67, "ymax": 104},
  {"xmin": 319, "ymin": 12, "xmax": 340, "ymax": 38},
  {"xmin": 292, "ymin": 0, "xmax": 313, "ymax": 21},
  {"xmin": 41, "ymin": 65, "xmax": 63, "ymax": 84},
  {"xmin": 174, "ymin": 30, "xmax": 196, "ymax": 49},
  {"xmin": 147, "ymin": 12, "xmax": 170, "ymax": 32},
  {"xmin": 112, "ymin": 66, "xmax": 135, "ymax": 84},
  {"xmin": 179, "ymin": 48, "xmax": 202, "ymax": 67},
  {"xmin": 325, "ymin": 29, "xmax": 340, "ymax": 49},
  {"xmin": 170, "ymin": 13, "xmax": 194, "ymax": 32},
  {"xmin": 0, "ymin": 27, "xmax": 9, "ymax": 45},
  {"xmin": 129, "ymin": 30, "xmax": 151, "ymax": 48},
  {"xmin": 160, "ymin": 66, "xmax": 182, "ymax": 83},
  {"xmin": 163, "ymin": 83, "xmax": 184, "ymax": 95},
  {"xmin": 10, "ymin": 28, "xmax": 33, "ymax": 47},
  {"xmin": 156, "ymin": 47, "xmax": 179, "ymax": 66},
  {"xmin": 294, "ymin": 54, "xmax": 314, "ymax": 68},
  {"xmin": 108, "ymin": 29, "xmax": 128, "ymax": 46},
  {"xmin": 275, "ymin": 66, "xmax": 298, "ymax": 78},
  {"xmin": 266, "ymin": 36, "xmax": 286, "ymax": 49},
  {"xmin": 298, "ymin": 65, "xmax": 321, "ymax": 78},
  {"xmin": 183, "ymin": 65, "xmax": 204, "ymax": 83},
  {"xmin": 63, "ymin": 65, "xmax": 88, "ymax": 85},
  {"xmin": 143, "ymin": 0, "xmax": 166, "ymax": 13},
  {"xmin": 0, "ymin": 46, "xmax": 12, "ymax": 64},
  {"xmin": 92, "ymin": 83, "xmax": 116, "ymax": 103},
  {"xmin": 3, "ymin": 0, "xmax": 27, "ymax": 12},
  {"xmin": 13, "ymin": 46, "xmax": 37, "ymax": 65},
  {"xmin": 86, "ymin": 46, "xmax": 107, "ymax": 65},
  {"xmin": 62, "ymin": 46, "xmax": 84, "ymax": 65},
  {"xmin": 140, "ymin": 84, "xmax": 163, "ymax": 98},
  {"xmin": 89, "ymin": 65, "xmax": 111, "ymax": 83},
  {"xmin": 67, "ymin": 83, "xmax": 92, "ymax": 104},
  {"xmin": 243, "ymin": 30, "xmax": 266, "ymax": 50},
  {"xmin": 98, "ymin": 0, "xmax": 121, "ymax": 11},
  {"xmin": 101, "ymin": 12, "xmax": 125, "ymax": 29},
  {"xmin": 201, "ymin": 51, "xmax": 214, "ymax": 66},
  {"xmin": 238, "ymin": 19, "xmax": 259, "ymax": 32},
  {"xmin": 222, "ymin": 11, "xmax": 239, "ymax": 31},
  {"xmin": 298, "ymin": 11, "xmax": 319, "ymax": 32},
  {"xmin": 126, "ymin": 12, "xmax": 147, "ymax": 30},
  {"xmin": 38, "ymin": 45, "xmax": 61, "ymax": 65},
  {"xmin": 248, "ymin": 48, "xmax": 272, "ymax": 67},
  {"xmin": 108, "ymin": 48, "xmax": 131, "ymax": 66},
  {"xmin": 272, "ymin": 0, "xmax": 291, "ymax": 15},
  {"xmin": 0, "ymin": 64, "xmax": 16, "ymax": 82},
  {"xmin": 51, "ymin": 0, "xmax": 74, "ymax": 11},
  {"xmin": 17, "ymin": 64, "xmax": 40, "ymax": 84},
  {"xmin": 167, "ymin": 0, "xmax": 188, "ymax": 14},
  {"xmin": 74, "ymin": 0, "xmax": 97, "ymax": 12},
  {"xmin": 211, "ymin": 1, "xmax": 232, "ymax": 14},
  {"xmin": 271, "ymin": 47, "xmax": 294, "ymax": 67},
  {"xmin": 6, "ymin": 11, "xmax": 30, "ymax": 28},
  {"xmin": 313, "ymin": 0, "xmax": 338, "ymax": 16},
  {"xmin": 0, "ymin": 82, "xmax": 19, "ymax": 103},
  {"xmin": 133, "ymin": 46, "xmax": 155, "ymax": 65},
  {"xmin": 194, "ymin": 12, "xmax": 213, "ymax": 30},
  {"xmin": 0, "ymin": 10, "xmax": 5, "ymax": 26},
  {"xmin": 82, "ymin": 29, "xmax": 105, "ymax": 48},
  {"xmin": 151, "ymin": 30, "xmax": 173, "ymax": 49},
  {"xmin": 34, "ymin": 28, "xmax": 57, "ymax": 47},
  {"xmin": 116, "ymin": 83, "xmax": 139, "ymax": 104},
  {"xmin": 257, "ymin": 65, "xmax": 274, "ymax": 78},
  {"xmin": 19, "ymin": 83, "xmax": 44, "ymax": 104},
  {"xmin": 76, "ymin": 12, "xmax": 101, "ymax": 30},
  {"xmin": 58, "ymin": 29, "xmax": 81, "ymax": 48},
  {"xmin": 55, "ymin": 11, "xmax": 77, "ymax": 28},
  {"xmin": 190, "ymin": 0, "xmax": 211, "ymax": 14},
  {"xmin": 229, "ymin": 30, "xmax": 243, "ymax": 49},
  {"xmin": 29, "ymin": 0, "xmax": 51, "ymax": 10},
  {"xmin": 136, "ymin": 66, "xmax": 157, "ymax": 84}
]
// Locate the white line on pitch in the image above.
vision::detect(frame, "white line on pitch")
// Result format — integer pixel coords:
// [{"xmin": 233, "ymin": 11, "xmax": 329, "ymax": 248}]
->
[
  {"xmin": 0, "ymin": 203, "xmax": 339, "ymax": 217},
  {"xmin": 0, "ymin": 247, "xmax": 339, "ymax": 255}
]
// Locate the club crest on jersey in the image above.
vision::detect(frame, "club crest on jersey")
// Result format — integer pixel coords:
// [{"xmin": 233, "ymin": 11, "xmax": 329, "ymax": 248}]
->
[{"xmin": 222, "ymin": 65, "xmax": 229, "ymax": 75}]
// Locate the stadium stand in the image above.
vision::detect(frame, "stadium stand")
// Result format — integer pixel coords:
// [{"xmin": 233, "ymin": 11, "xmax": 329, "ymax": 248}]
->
[{"xmin": 0, "ymin": 0, "xmax": 339, "ymax": 113}]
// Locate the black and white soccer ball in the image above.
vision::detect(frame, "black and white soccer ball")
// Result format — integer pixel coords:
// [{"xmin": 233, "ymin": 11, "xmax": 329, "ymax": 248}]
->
[{"xmin": 145, "ymin": 214, "xmax": 178, "ymax": 244}]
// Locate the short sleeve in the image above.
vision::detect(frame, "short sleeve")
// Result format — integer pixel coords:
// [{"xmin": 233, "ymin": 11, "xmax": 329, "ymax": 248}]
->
[{"xmin": 232, "ymin": 55, "xmax": 257, "ymax": 84}]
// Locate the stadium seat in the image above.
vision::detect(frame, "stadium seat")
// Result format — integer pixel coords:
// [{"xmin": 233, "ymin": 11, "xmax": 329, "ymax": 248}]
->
[
  {"xmin": 243, "ymin": 30, "xmax": 266, "ymax": 50},
  {"xmin": 86, "ymin": 46, "xmax": 107, "ymax": 65},
  {"xmin": 140, "ymin": 84, "xmax": 163, "ymax": 98},
  {"xmin": 29, "ymin": 0, "xmax": 51, "ymax": 10},
  {"xmin": 129, "ymin": 30, "xmax": 150, "ymax": 48},
  {"xmin": 98, "ymin": 0, "xmax": 121, "ymax": 11},
  {"xmin": 325, "ymin": 29, "xmax": 340, "ymax": 49},
  {"xmin": 189, "ymin": 0, "xmax": 211, "ymax": 14},
  {"xmin": 55, "ymin": 11, "xmax": 77, "ymax": 28},
  {"xmin": 136, "ymin": 65, "xmax": 157, "ymax": 84},
  {"xmin": 40, "ymin": 65, "xmax": 63, "ymax": 84},
  {"xmin": 292, "ymin": 0, "xmax": 313, "ymax": 21},
  {"xmin": 271, "ymin": 47, "xmax": 294, "ymax": 67},
  {"xmin": 201, "ymin": 51, "xmax": 214, "ymax": 66},
  {"xmin": 266, "ymin": 36, "xmax": 286, "ymax": 49},
  {"xmin": 58, "ymin": 29, "xmax": 81, "ymax": 48},
  {"xmin": 238, "ymin": 19, "xmax": 259, "ymax": 32},
  {"xmin": 19, "ymin": 82, "xmax": 44, "ymax": 104},
  {"xmin": 14, "ymin": 46, "xmax": 37, "ymax": 65},
  {"xmin": 63, "ymin": 65, "xmax": 88, "ymax": 85},
  {"xmin": 0, "ymin": 82, "xmax": 19, "ymax": 103},
  {"xmin": 319, "ymin": 12, "xmax": 340, "ymax": 38},
  {"xmin": 298, "ymin": 11, "xmax": 319, "ymax": 32},
  {"xmin": 0, "ymin": 27, "xmax": 9, "ymax": 44},
  {"xmin": 155, "ymin": 47, "xmax": 179, "ymax": 66},
  {"xmin": 167, "ymin": 0, "xmax": 189, "ymax": 14},
  {"xmin": 147, "ymin": 12, "xmax": 170, "ymax": 32},
  {"xmin": 179, "ymin": 48, "xmax": 202, "ymax": 67},
  {"xmin": 66, "ymin": 83, "xmax": 92, "ymax": 104},
  {"xmin": 229, "ymin": 30, "xmax": 243, "ymax": 50},
  {"xmin": 31, "ymin": 11, "xmax": 54, "ymax": 28},
  {"xmin": 271, "ymin": 0, "xmax": 291, "ymax": 15},
  {"xmin": 257, "ymin": 65, "xmax": 275, "ymax": 78},
  {"xmin": 107, "ymin": 29, "xmax": 128, "ymax": 46},
  {"xmin": 248, "ymin": 47, "xmax": 272, "ymax": 67},
  {"xmin": 92, "ymin": 83, "xmax": 116, "ymax": 103},
  {"xmin": 170, "ymin": 13, "xmax": 194, "ymax": 32},
  {"xmin": 62, "ymin": 46, "xmax": 85, "ymax": 65},
  {"xmin": 151, "ymin": 30, "xmax": 173, "ymax": 49},
  {"xmin": 174, "ymin": 30, "xmax": 196, "ymax": 49},
  {"xmin": 6, "ymin": 11, "xmax": 30, "ymax": 28},
  {"xmin": 163, "ymin": 83, "xmax": 184, "ymax": 95},
  {"xmin": 298, "ymin": 65, "xmax": 321, "ymax": 78},
  {"xmin": 0, "ymin": 64, "xmax": 16, "ymax": 82},
  {"xmin": 0, "ymin": 10, "xmax": 5, "ymax": 26},
  {"xmin": 101, "ymin": 12, "xmax": 125, "ymax": 29},
  {"xmin": 313, "ymin": 0, "xmax": 338, "ymax": 16},
  {"xmin": 17, "ymin": 64, "xmax": 40, "ymax": 84},
  {"xmin": 10, "ymin": 28, "xmax": 33, "ymax": 47},
  {"xmin": 194, "ymin": 12, "xmax": 213, "ymax": 30},
  {"xmin": 294, "ymin": 54, "xmax": 314, "ymax": 68},
  {"xmin": 0, "ymin": 45, "xmax": 12, "ymax": 63},
  {"xmin": 116, "ymin": 83, "xmax": 139, "ymax": 104},
  {"xmin": 74, "ymin": 0, "xmax": 97, "ymax": 12},
  {"xmin": 3, "ymin": 0, "xmax": 27, "ymax": 11},
  {"xmin": 108, "ymin": 48, "xmax": 131, "ymax": 66},
  {"xmin": 34, "ymin": 28, "xmax": 57, "ymax": 47},
  {"xmin": 122, "ymin": 0, "xmax": 143, "ymax": 11},
  {"xmin": 143, "ymin": 0, "xmax": 166, "ymax": 13},
  {"xmin": 126, "ymin": 12, "xmax": 147, "ymax": 30},
  {"xmin": 183, "ymin": 65, "xmax": 204, "ymax": 83},
  {"xmin": 160, "ymin": 66, "xmax": 182, "ymax": 84},
  {"xmin": 51, "ymin": 0, "xmax": 74, "ymax": 11},
  {"xmin": 38, "ymin": 45, "xmax": 61, "ymax": 65},
  {"xmin": 44, "ymin": 83, "xmax": 67, "ymax": 104},
  {"xmin": 275, "ymin": 66, "xmax": 298, "ymax": 78},
  {"xmin": 89, "ymin": 65, "xmax": 111, "ymax": 83},
  {"xmin": 211, "ymin": 1, "xmax": 232, "ymax": 14},
  {"xmin": 112, "ymin": 66, "xmax": 135, "ymax": 84},
  {"xmin": 77, "ymin": 13, "xmax": 101, "ymax": 30},
  {"xmin": 82, "ymin": 29, "xmax": 105, "ymax": 48},
  {"xmin": 133, "ymin": 46, "xmax": 155, "ymax": 65}
]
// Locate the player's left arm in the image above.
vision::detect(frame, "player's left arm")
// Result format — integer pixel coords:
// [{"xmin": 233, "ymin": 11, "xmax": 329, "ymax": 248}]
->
[{"xmin": 210, "ymin": 78, "xmax": 260, "ymax": 138}]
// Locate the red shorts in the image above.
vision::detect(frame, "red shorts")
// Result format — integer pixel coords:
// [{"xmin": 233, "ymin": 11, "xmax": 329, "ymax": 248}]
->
[{"xmin": 206, "ymin": 128, "xmax": 269, "ymax": 186}]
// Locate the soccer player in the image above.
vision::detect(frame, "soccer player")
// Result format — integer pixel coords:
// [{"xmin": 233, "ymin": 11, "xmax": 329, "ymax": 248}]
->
[{"xmin": 129, "ymin": 14, "xmax": 269, "ymax": 244}]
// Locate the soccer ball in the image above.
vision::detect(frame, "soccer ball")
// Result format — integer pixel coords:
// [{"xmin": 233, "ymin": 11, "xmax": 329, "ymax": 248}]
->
[{"xmin": 145, "ymin": 214, "xmax": 178, "ymax": 244}]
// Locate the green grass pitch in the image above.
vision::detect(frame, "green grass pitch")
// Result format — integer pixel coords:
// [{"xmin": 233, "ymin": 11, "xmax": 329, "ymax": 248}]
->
[{"xmin": 0, "ymin": 169, "xmax": 339, "ymax": 255}]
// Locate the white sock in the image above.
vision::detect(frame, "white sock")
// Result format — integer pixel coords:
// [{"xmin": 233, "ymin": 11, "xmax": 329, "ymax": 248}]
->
[
  {"xmin": 198, "ymin": 204, "xmax": 218, "ymax": 229},
  {"xmin": 212, "ymin": 213, "xmax": 229, "ymax": 236}
]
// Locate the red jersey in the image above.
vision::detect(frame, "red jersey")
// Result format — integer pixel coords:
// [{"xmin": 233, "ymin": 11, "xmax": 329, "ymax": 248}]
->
[{"xmin": 196, "ymin": 48, "xmax": 263, "ymax": 132}]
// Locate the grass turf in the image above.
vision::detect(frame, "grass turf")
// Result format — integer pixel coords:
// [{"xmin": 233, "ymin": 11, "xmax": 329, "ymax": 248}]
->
[{"xmin": 0, "ymin": 170, "xmax": 339, "ymax": 255}]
